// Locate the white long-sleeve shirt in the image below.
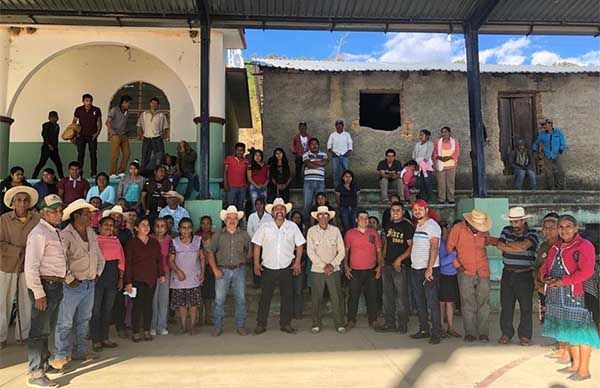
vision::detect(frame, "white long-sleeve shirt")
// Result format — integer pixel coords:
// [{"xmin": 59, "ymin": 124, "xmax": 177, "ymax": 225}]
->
[
  {"xmin": 247, "ymin": 211, "xmax": 273, "ymax": 239},
  {"xmin": 327, "ymin": 131, "xmax": 353, "ymax": 156}
]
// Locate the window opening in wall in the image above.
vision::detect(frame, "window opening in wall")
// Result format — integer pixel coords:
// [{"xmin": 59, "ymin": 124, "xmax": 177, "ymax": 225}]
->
[
  {"xmin": 359, "ymin": 92, "xmax": 400, "ymax": 131},
  {"xmin": 109, "ymin": 82, "xmax": 170, "ymax": 140}
]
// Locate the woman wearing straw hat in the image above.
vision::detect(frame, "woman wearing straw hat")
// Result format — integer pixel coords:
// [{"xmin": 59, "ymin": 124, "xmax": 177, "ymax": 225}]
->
[{"xmin": 0, "ymin": 186, "xmax": 40, "ymax": 348}]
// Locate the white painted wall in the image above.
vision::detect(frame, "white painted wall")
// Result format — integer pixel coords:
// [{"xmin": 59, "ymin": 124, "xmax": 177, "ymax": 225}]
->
[{"xmin": 11, "ymin": 45, "xmax": 196, "ymax": 141}]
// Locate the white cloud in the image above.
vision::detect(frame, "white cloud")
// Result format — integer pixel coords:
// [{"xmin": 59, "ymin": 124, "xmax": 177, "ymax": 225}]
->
[
  {"xmin": 531, "ymin": 49, "xmax": 600, "ymax": 66},
  {"xmin": 478, "ymin": 37, "xmax": 529, "ymax": 65},
  {"xmin": 378, "ymin": 33, "xmax": 457, "ymax": 63},
  {"xmin": 338, "ymin": 52, "xmax": 377, "ymax": 62}
]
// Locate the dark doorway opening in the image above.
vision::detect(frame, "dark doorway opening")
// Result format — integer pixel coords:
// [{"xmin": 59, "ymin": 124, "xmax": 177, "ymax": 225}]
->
[
  {"xmin": 498, "ymin": 93, "xmax": 538, "ymax": 175},
  {"xmin": 359, "ymin": 92, "xmax": 400, "ymax": 131}
]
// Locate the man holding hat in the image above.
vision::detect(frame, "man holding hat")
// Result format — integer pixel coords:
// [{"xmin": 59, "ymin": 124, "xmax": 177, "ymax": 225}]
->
[
  {"xmin": 205, "ymin": 205, "xmax": 251, "ymax": 337},
  {"xmin": 494, "ymin": 206, "xmax": 539, "ymax": 346},
  {"xmin": 252, "ymin": 198, "xmax": 305, "ymax": 335},
  {"xmin": 51, "ymin": 199, "xmax": 105, "ymax": 370},
  {"xmin": 24, "ymin": 194, "xmax": 65, "ymax": 388},
  {"xmin": 447, "ymin": 209, "xmax": 495, "ymax": 342},
  {"xmin": 306, "ymin": 206, "xmax": 346, "ymax": 333},
  {"xmin": 532, "ymin": 118, "xmax": 567, "ymax": 189},
  {"xmin": 159, "ymin": 190, "xmax": 189, "ymax": 235},
  {"xmin": 0, "ymin": 186, "xmax": 40, "ymax": 348},
  {"xmin": 327, "ymin": 119, "xmax": 353, "ymax": 188}
]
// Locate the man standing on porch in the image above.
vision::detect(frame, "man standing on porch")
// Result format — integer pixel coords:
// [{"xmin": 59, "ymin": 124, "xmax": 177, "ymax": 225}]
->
[
  {"xmin": 137, "ymin": 97, "xmax": 169, "ymax": 173},
  {"xmin": 532, "ymin": 118, "xmax": 567, "ymax": 190},
  {"xmin": 72, "ymin": 94, "xmax": 102, "ymax": 179},
  {"xmin": 327, "ymin": 119, "xmax": 353, "ymax": 189},
  {"xmin": 106, "ymin": 95, "xmax": 132, "ymax": 178}
]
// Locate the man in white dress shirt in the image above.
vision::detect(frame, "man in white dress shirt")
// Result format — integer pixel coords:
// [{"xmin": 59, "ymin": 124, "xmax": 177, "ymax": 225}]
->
[
  {"xmin": 252, "ymin": 198, "xmax": 305, "ymax": 334},
  {"xmin": 327, "ymin": 119, "xmax": 353, "ymax": 188},
  {"xmin": 247, "ymin": 196, "xmax": 273, "ymax": 288}
]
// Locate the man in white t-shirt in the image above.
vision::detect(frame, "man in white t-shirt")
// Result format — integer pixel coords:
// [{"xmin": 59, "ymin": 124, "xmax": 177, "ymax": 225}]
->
[
  {"xmin": 327, "ymin": 119, "xmax": 353, "ymax": 188},
  {"xmin": 409, "ymin": 199, "xmax": 442, "ymax": 344}
]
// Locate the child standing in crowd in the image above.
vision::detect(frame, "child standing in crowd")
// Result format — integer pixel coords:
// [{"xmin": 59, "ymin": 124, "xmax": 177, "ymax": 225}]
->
[
  {"xmin": 169, "ymin": 218, "xmax": 205, "ymax": 335},
  {"xmin": 163, "ymin": 154, "xmax": 179, "ymax": 181},
  {"xmin": 151, "ymin": 218, "xmax": 172, "ymax": 336},
  {"xmin": 400, "ymin": 160, "xmax": 418, "ymax": 203},
  {"xmin": 125, "ymin": 217, "xmax": 166, "ymax": 342},
  {"xmin": 247, "ymin": 149, "xmax": 269, "ymax": 213},
  {"xmin": 196, "ymin": 216, "xmax": 215, "ymax": 326},
  {"xmin": 335, "ymin": 170, "xmax": 360, "ymax": 233},
  {"xmin": 117, "ymin": 161, "xmax": 145, "ymax": 211},
  {"xmin": 92, "ymin": 216, "xmax": 125, "ymax": 351},
  {"xmin": 290, "ymin": 210, "xmax": 308, "ymax": 318},
  {"xmin": 439, "ymin": 221, "xmax": 461, "ymax": 338},
  {"xmin": 89, "ymin": 196, "xmax": 102, "ymax": 230}
]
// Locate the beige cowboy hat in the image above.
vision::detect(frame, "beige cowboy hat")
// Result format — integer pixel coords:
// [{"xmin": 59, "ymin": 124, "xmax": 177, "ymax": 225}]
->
[
  {"xmin": 502, "ymin": 206, "xmax": 532, "ymax": 221},
  {"xmin": 62, "ymin": 198, "xmax": 98, "ymax": 221},
  {"xmin": 102, "ymin": 205, "xmax": 124, "ymax": 219},
  {"xmin": 163, "ymin": 190, "xmax": 184, "ymax": 204},
  {"xmin": 265, "ymin": 197, "xmax": 293, "ymax": 215},
  {"xmin": 311, "ymin": 205, "xmax": 335, "ymax": 221},
  {"xmin": 3, "ymin": 186, "xmax": 39, "ymax": 209},
  {"xmin": 220, "ymin": 205, "xmax": 244, "ymax": 221},
  {"xmin": 463, "ymin": 209, "xmax": 493, "ymax": 233}
]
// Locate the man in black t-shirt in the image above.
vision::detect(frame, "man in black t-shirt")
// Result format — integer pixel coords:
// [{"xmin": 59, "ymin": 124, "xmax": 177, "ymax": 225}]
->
[
  {"xmin": 140, "ymin": 165, "xmax": 172, "ymax": 224},
  {"xmin": 377, "ymin": 149, "xmax": 404, "ymax": 203},
  {"xmin": 375, "ymin": 201, "xmax": 414, "ymax": 333}
]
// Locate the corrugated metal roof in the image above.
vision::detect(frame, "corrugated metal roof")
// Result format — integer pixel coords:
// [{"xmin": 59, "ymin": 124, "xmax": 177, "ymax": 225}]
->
[
  {"xmin": 252, "ymin": 58, "xmax": 600, "ymax": 74},
  {"xmin": 1, "ymin": 0, "xmax": 599, "ymax": 34}
]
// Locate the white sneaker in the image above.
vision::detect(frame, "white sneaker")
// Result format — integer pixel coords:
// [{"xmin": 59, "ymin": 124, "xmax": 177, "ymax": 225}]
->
[
  {"xmin": 149, "ymin": 329, "xmax": 156, "ymax": 336},
  {"xmin": 337, "ymin": 327, "xmax": 346, "ymax": 334},
  {"xmin": 160, "ymin": 329, "xmax": 169, "ymax": 335},
  {"xmin": 311, "ymin": 326, "xmax": 320, "ymax": 334},
  {"xmin": 109, "ymin": 174, "xmax": 119, "ymax": 179}
]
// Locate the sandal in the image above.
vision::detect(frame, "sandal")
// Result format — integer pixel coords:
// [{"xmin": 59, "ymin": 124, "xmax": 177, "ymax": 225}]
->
[
  {"xmin": 519, "ymin": 337, "xmax": 531, "ymax": 346},
  {"xmin": 132, "ymin": 334, "xmax": 142, "ymax": 343},
  {"xmin": 92, "ymin": 342, "xmax": 103, "ymax": 352},
  {"xmin": 448, "ymin": 329, "xmax": 462, "ymax": 338},
  {"xmin": 143, "ymin": 331, "xmax": 153, "ymax": 341},
  {"xmin": 440, "ymin": 329, "xmax": 448, "ymax": 339}
]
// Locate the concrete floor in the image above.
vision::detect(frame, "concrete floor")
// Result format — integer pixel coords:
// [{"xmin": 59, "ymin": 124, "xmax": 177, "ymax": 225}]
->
[{"xmin": 1, "ymin": 314, "xmax": 599, "ymax": 388}]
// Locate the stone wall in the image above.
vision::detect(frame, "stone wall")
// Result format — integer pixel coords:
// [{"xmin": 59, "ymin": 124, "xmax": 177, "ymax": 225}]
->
[{"xmin": 260, "ymin": 68, "xmax": 600, "ymax": 189}]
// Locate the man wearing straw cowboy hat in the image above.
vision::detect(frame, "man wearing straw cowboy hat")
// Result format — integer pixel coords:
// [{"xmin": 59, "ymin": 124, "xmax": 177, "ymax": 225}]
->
[
  {"xmin": 306, "ymin": 206, "xmax": 346, "ymax": 334},
  {"xmin": 447, "ymin": 209, "xmax": 496, "ymax": 343},
  {"xmin": 252, "ymin": 198, "xmax": 305, "ymax": 335},
  {"xmin": 24, "ymin": 194, "xmax": 65, "ymax": 388},
  {"xmin": 494, "ymin": 206, "xmax": 539, "ymax": 346},
  {"xmin": 51, "ymin": 199, "xmax": 105, "ymax": 370},
  {"xmin": 159, "ymin": 190, "xmax": 189, "ymax": 235},
  {"xmin": 0, "ymin": 186, "xmax": 40, "ymax": 349},
  {"xmin": 205, "ymin": 205, "xmax": 251, "ymax": 337}
]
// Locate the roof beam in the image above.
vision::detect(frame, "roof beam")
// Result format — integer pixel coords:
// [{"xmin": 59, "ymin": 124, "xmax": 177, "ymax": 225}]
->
[
  {"xmin": 195, "ymin": 0, "xmax": 210, "ymax": 25},
  {"xmin": 466, "ymin": 0, "xmax": 500, "ymax": 30}
]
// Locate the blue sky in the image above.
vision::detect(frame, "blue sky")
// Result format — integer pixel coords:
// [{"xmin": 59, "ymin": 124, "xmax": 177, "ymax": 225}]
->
[{"xmin": 244, "ymin": 30, "xmax": 600, "ymax": 66}]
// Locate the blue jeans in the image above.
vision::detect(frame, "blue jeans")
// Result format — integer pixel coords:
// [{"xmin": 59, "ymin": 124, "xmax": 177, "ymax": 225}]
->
[
  {"xmin": 332, "ymin": 156, "xmax": 349, "ymax": 188},
  {"xmin": 249, "ymin": 185, "xmax": 268, "ymax": 212},
  {"xmin": 339, "ymin": 206, "xmax": 357, "ymax": 233},
  {"xmin": 54, "ymin": 280, "xmax": 95, "ymax": 359},
  {"xmin": 410, "ymin": 268, "xmax": 441, "ymax": 337},
  {"xmin": 172, "ymin": 172, "xmax": 197, "ymax": 199},
  {"xmin": 226, "ymin": 187, "xmax": 246, "ymax": 211},
  {"xmin": 151, "ymin": 272, "xmax": 170, "ymax": 332},
  {"xmin": 514, "ymin": 169, "xmax": 537, "ymax": 190},
  {"xmin": 303, "ymin": 180, "xmax": 325, "ymax": 223},
  {"xmin": 213, "ymin": 266, "xmax": 247, "ymax": 329}
]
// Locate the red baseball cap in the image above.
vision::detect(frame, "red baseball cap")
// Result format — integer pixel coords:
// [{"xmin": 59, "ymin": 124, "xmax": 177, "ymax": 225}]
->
[{"xmin": 411, "ymin": 199, "xmax": 429, "ymax": 209}]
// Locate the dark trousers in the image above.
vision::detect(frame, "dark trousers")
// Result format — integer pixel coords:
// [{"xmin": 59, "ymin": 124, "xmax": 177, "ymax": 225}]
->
[
  {"xmin": 500, "ymin": 270, "xmax": 534, "ymax": 340},
  {"xmin": 131, "ymin": 281, "xmax": 155, "ymax": 334},
  {"xmin": 141, "ymin": 136, "xmax": 165, "ymax": 172},
  {"xmin": 347, "ymin": 268, "xmax": 378, "ymax": 324},
  {"xmin": 417, "ymin": 172, "xmax": 433, "ymax": 202},
  {"xmin": 32, "ymin": 146, "xmax": 64, "ymax": 179},
  {"xmin": 76, "ymin": 136, "xmax": 98, "ymax": 176},
  {"xmin": 172, "ymin": 172, "xmax": 196, "ymax": 199},
  {"xmin": 90, "ymin": 261, "xmax": 118, "ymax": 342},
  {"xmin": 382, "ymin": 265, "xmax": 410, "ymax": 328},
  {"xmin": 291, "ymin": 272, "xmax": 304, "ymax": 317},
  {"xmin": 410, "ymin": 267, "xmax": 441, "ymax": 337},
  {"xmin": 294, "ymin": 156, "xmax": 303, "ymax": 186},
  {"xmin": 113, "ymin": 291, "xmax": 126, "ymax": 332},
  {"xmin": 256, "ymin": 268, "xmax": 293, "ymax": 328},
  {"xmin": 339, "ymin": 206, "xmax": 357, "ymax": 234},
  {"xmin": 27, "ymin": 280, "xmax": 63, "ymax": 378}
]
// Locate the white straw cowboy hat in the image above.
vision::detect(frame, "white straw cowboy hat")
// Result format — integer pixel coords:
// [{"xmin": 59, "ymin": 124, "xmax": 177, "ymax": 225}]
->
[
  {"xmin": 502, "ymin": 206, "xmax": 532, "ymax": 221},
  {"xmin": 463, "ymin": 209, "xmax": 493, "ymax": 233},
  {"xmin": 265, "ymin": 197, "xmax": 293, "ymax": 215},
  {"xmin": 311, "ymin": 205, "xmax": 335, "ymax": 221},
  {"xmin": 62, "ymin": 199, "xmax": 98, "ymax": 221},
  {"xmin": 220, "ymin": 205, "xmax": 244, "ymax": 221},
  {"xmin": 102, "ymin": 205, "xmax": 124, "ymax": 219},
  {"xmin": 3, "ymin": 186, "xmax": 39, "ymax": 209},
  {"xmin": 163, "ymin": 190, "xmax": 184, "ymax": 204}
]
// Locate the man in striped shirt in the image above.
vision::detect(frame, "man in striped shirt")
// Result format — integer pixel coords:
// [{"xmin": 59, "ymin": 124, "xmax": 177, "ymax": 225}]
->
[
  {"xmin": 302, "ymin": 138, "xmax": 328, "ymax": 224},
  {"xmin": 493, "ymin": 207, "xmax": 539, "ymax": 346}
]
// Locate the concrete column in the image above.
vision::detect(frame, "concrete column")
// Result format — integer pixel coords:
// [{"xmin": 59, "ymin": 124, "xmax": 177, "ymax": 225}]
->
[
  {"xmin": 0, "ymin": 27, "xmax": 13, "ymax": 176},
  {"xmin": 209, "ymin": 30, "xmax": 225, "ymax": 120}
]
